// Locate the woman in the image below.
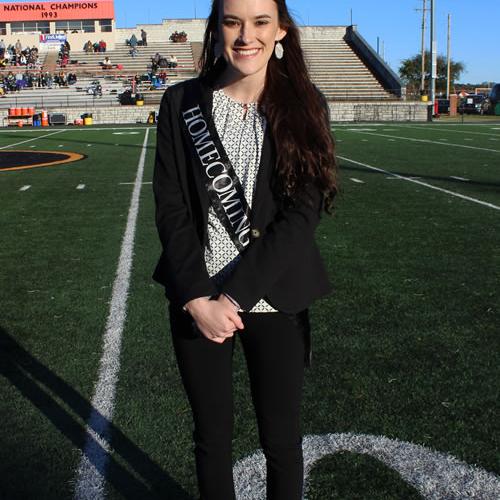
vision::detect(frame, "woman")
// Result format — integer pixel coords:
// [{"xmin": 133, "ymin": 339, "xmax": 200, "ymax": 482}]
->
[{"xmin": 153, "ymin": 0, "xmax": 337, "ymax": 498}]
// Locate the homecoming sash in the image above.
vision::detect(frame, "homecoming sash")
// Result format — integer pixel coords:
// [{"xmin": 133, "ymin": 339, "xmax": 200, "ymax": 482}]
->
[{"xmin": 181, "ymin": 81, "xmax": 251, "ymax": 252}]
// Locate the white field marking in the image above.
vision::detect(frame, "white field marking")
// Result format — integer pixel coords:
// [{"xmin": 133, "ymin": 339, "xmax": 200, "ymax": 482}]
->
[
  {"xmin": 58, "ymin": 144, "xmax": 64, "ymax": 147},
  {"xmin": 348, "ymin": 130, "xmax": 500, "ymax": 154},
  {"xmin": 338, "ymin": 155, "xmax": 500, "ymax": 211},
  {"xmin": 76, "ymin": 184, "xmax": 86, "ymax": 190},
  {"xmin": 19, "ymin": 185, "xmax": 31, "ymax": 191},
  {"xmin": 233, "ymin": 433, "xmax": 500, "ymax": 499},
  {"xmin": 350, "ymin": 178, "xmax": 365, "ymax": 184},
  {"xmin": 347, "ymin": 128, "xmax": 376, "ymax": 132},
  {"xmin": 30, "ymin": 145, "xmax": 36, "ymax": 148},
  {"xmin": 0, "ymin": 130, "xmax": 65, "ymax": 150},
  {"xmin": 464, "ymin": 138, "xmax": 473, "ymax": 141},
  {"xmin": 398, "ymin": 124, "xmax": 500, "ymax": 137},
  {"xmin": 119, "ymin": 181, "xmax": 152, "ymax": 185},
  {"xmin": 450, "ymin": 176, "xmax": 470, "ymax": 182},
  {"xmin": 112, "ymin": 132, "xmax": 140, "ymax": 135},
  {"xmin": 73, "ymin": 128, "xmax": 150, "ymax": 500}
]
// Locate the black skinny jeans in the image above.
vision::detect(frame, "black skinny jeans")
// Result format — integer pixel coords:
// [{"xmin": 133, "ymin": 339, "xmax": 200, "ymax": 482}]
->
[{"xmin": 168, "ymin": 305, "xmax": 309, "ymax": 500}]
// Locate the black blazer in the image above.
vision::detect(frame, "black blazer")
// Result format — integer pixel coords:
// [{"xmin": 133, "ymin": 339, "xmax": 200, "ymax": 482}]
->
[{"xmin": 152, "ymin": 77, "xmax": 332, "ymax": 313}]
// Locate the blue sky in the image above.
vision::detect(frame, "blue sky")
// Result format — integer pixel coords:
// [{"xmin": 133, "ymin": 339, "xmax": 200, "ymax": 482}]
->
[{"xmin": 112, "ymin": 0, "xmax": 498, "ymax": 84}]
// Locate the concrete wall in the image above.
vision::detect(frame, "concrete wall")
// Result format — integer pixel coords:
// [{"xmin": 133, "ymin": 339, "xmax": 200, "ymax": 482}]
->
[
  {"xmin": 299, "ymin": 26, "xmax": 348, "ymax": 40},
  {"xmin": 115, "ymin": 21, "xmax": 348, "ymax": 44},
  {"xmin": 115, "ymin": 19, "xmax": 207, "ymax": 44},
  {"xmin": 329, "ymin": 101, "xmax": 428, "ymax": 122},
  {"xmin": 0, "ymin": 101, "xmax": 428, "ymax": 126}
]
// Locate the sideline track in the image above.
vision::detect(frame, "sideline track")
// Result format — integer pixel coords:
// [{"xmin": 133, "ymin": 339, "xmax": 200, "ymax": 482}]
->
[
  {"xmin": 338, "ymin": 155, "xmax": 500, "ymax": 212},
  {"xmin": 72, "ymin": 128, "xmax": 150, "ymax": 500}
]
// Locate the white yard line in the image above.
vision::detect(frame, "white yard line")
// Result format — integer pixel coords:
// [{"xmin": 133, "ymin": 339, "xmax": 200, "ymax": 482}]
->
[
  {"xmin": 119, "ymin": 181, "xmax": 152, "ymax": 185},
  {"xmin": 347, "ymin": 131, "xmax": 500, "ymax": 154},
  {"xmin": 450, "ymin": 176, "xmax": 470, "ymax": 182},
  {"xmin": 0, "ymin": 130, "xmax": 65, "ymax": 150},
  {"xmin": 19, "ymin": 185, "xmax": 31, "ymax": 191},
  {"xmin": 73, "ymin": 128, "xmax": 150, "ymax": 500},
  {"xmin": 350, "ymin": 178, "xmax": 365, "ymax": 184},
  {"xmin": 338, "ymin": 155, "xmax": 500, "ymax": 212}
]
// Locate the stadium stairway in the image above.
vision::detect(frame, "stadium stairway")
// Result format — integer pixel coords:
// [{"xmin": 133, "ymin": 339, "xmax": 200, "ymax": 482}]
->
[{"xmin": 302, "ymin": 39, "xmax": 397, "ymax": 100}]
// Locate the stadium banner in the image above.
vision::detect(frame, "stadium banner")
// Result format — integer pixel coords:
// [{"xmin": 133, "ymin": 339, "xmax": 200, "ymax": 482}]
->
[
  {"xmin": 39, "ymin": 33, "xmax": 67, "ymax": 44},
  {"xmin": 0, "ymin": 1, "xmax": 115, "ymax": 22}
]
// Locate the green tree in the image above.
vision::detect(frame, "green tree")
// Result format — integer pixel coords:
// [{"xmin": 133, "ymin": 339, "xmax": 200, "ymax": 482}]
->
[{"xmin": 399, "ymin": 52, "xmax": 465, "ymax": 95}]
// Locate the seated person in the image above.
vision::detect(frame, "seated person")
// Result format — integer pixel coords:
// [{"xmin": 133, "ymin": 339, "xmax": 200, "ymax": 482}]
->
[
  {"xmin": 167, "ymin": 55, "xmax": 178, "ymax": 69},
  {"xmin": 101, "ymin": 56, "xmax": 112, "ymax": 69}
]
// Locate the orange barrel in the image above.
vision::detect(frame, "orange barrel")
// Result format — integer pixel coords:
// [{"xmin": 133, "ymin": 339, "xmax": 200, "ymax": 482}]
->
[
  {"xmin": 21, "ymin": 107, "xmax": 29, "ymax": 115},
  {"xmin": 28, "ymin": 107, "xmax": 35, "ymax": 116},
  {"xmin": 13, "ymin": 108, "xmax": 21, "ymax": 116},
  {"xmin": 41, "ymin": 109, "xmax": 48, "ymax": 120},
  {"xmin": 8, "ymin": 107, "xmax": 15, "ymax": 116}
]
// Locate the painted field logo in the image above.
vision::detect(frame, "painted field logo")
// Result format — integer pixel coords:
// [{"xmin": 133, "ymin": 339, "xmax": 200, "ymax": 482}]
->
[
  {"xmin": 0, "ymin": 150, "xmax": 85, "ymax": 171},
  {"xmin": 233, "ymin": 433, "xmax": 500, "ymax": 499}
]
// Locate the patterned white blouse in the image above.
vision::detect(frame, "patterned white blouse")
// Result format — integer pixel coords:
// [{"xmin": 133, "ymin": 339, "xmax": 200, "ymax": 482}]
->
[{"xmin": 205, "ymin": 88, "xmax": 277, "ymax": 313}]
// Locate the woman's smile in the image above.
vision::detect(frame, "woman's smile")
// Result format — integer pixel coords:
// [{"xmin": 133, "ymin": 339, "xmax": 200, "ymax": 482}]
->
[{"xmin": 232, "ymin": 47, "xmax": 263, "ymax": 59}]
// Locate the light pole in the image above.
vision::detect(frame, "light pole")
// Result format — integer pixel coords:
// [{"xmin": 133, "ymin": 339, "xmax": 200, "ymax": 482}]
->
[
  {"xmin": 428, "ymin": 0, "xmax": 437, "ymax": 121},
  {"xmin": 446, "ymin": 13, "xmax": 451, "ymax": 99}
]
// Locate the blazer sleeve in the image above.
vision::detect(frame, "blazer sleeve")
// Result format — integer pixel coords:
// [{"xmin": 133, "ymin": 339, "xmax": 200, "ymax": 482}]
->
[
  {"xmin": 221, "ymin": 182, "xmax": 324, "ymax": 311},
  {"xmin": 153, "ymin": 90, "xmax": 217, "ymax": 305}
]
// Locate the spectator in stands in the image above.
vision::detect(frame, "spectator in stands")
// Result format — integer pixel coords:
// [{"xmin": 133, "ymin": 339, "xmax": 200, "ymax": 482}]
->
[
  {"xmin": 67, "ymin": 72, "xmax": 77, "ymax": 85},
  {"xmin": 56, "ymin": 71, "xmax": 68, "ymax": 87},
  {"xmin": 141, "ymin": 29, "xmax": 147, "ymax": 46},
  {"xmin": 99, "ymin": 40, "xmax": 107, "ymax": 53},
  {"xmin": 84, "ymin": 40, "xmax": 93, "ymax": 53},
  {"xmin": 14, "ymin": 40, "xmax": 22, "ymax": 54},
  {"xmin": 168, "ymin": 54, "xmax": 178, "ymax": 69},
  {"xmin": 151, "ymin": 52, "xmax": 161, "ymax": 73},
  {"xmin": 129, "ymin": 34, "xmax": 138, "ymax": 48},
  {"xmin": 129, "ymin": 46, "xmax": 138, "ymax": 57},
  {"xmin": 101, "ymin": 56, "xmax": 112, "ymax": 69},
  {"xmin": 93, "ymin": 42, "xmax": 100, "ymax": 53},
  {"xmin": 0, "ymin": 39, "xmax": 5, "ymax": 57}
]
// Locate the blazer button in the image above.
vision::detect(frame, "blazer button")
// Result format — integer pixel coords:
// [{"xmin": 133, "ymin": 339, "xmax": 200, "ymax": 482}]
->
[{"xmin": 251, "ymin": 228, "xmax": 261, "ymax": 238}]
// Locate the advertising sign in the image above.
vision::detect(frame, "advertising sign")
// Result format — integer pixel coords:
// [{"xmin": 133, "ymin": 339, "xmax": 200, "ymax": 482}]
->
[
  {"xmin": 39, "ymin": 33, "xmax": 67, "ymax": 43},
  {"xmin": 0, "ymin": 1, "xmax": 115, "ymax": 22}
]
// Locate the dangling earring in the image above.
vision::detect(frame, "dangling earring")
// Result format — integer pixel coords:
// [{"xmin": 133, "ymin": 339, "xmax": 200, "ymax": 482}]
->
[{"xmin": 274, "ymin": 41, "xmax": 284, "ymax": 60}]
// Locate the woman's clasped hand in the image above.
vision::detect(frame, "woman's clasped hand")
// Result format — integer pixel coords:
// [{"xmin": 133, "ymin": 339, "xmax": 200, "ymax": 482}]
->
[{"xmin": 185, "ymin": 295, "xmax": 244, "ymax": 343}]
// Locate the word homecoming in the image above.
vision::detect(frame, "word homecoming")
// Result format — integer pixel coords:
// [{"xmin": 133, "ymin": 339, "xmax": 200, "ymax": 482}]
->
[
  {"xmin": 182, "ymin": 105, "xmax": 252, "ymax": 249},
  {"xmin": 2, "ymin": 2, "xmax": 98, "ymax": 12}
]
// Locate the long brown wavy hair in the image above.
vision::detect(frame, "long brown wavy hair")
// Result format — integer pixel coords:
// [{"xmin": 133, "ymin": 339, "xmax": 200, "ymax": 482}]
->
[{"xmin": 199, "ymin": 0, "xmax": 338, "ymax": 212}]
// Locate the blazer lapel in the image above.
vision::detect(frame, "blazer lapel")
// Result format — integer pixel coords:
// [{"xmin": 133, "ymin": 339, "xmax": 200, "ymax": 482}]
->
[{"xmin": 251, "ymin": 125, "xmax": 274, "ymax": 225}]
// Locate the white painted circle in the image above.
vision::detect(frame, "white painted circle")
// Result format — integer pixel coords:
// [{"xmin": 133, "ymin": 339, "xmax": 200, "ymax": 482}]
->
[{"xmin": 233, "ymin": 433, "xmax": 500, "ymax": 499}]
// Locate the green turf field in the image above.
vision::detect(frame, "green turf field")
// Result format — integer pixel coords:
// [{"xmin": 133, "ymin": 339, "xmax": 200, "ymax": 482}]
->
[{"xmin": 1, "ymin": 123, "xmax": 499, "ymax": 499}]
